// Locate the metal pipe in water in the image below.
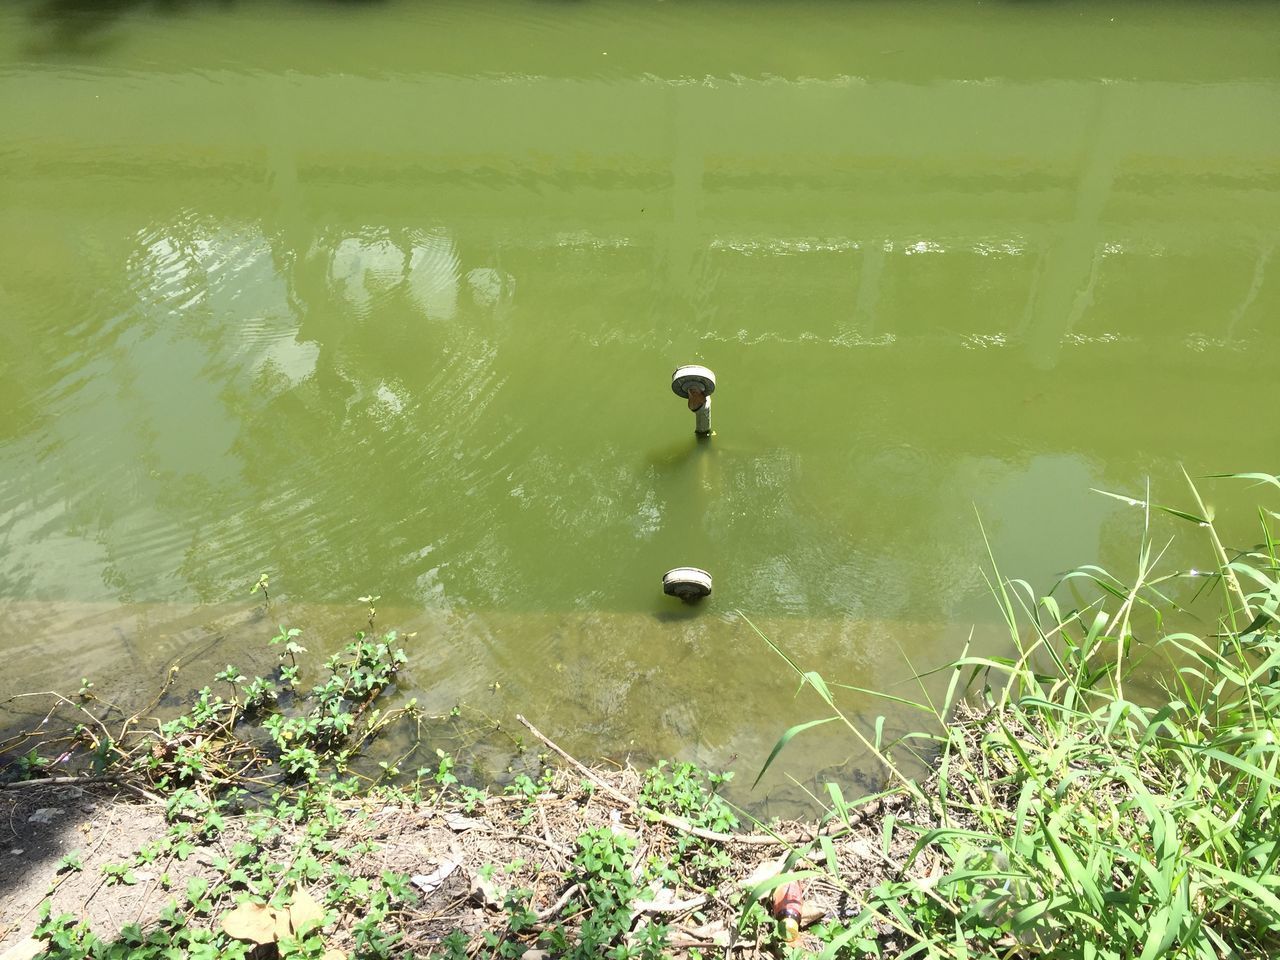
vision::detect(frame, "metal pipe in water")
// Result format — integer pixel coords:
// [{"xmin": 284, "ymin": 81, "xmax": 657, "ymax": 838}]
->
[{"xmin": 671, "ymin": 364, "xmax": 716, "ymax": 437}]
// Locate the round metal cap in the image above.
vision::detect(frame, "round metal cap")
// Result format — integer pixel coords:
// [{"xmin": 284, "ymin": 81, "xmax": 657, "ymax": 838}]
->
[
  {"xmin": 671, "ymin": 365, "xmax": 716, "ymax": 399},
  {"xmin": 662, "ymin": 567, "xmax": 713, "ymax": 601}
]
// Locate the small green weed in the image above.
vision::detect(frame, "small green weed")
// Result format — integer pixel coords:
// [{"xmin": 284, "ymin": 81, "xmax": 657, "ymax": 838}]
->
[{"xmin": 639, "ymin": 761, "xmax": 737, "ymax": 885}]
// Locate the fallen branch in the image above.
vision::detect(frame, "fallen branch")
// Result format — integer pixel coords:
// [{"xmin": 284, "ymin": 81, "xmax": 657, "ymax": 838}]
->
[
  {"xmin": 0, "ymin": 774, "xmax": 162, "ymax": 803},
  {"xmin": 634, "ymin": 893, "xmax": 710, "ymax": 915},
  {"xmin": 491, "ymin": 831, "xmax": 573, "ymax": 858},
  {"xmin": 517, "ymin": 715, "xmax": 634, "ymax": 808},
  {"xmin": 1, "ymin": 775, "xmax": 117, "ymax": 790},
  {"xmin": 536, "ymin": 883, "xmax": 581, "ymax": 922}
]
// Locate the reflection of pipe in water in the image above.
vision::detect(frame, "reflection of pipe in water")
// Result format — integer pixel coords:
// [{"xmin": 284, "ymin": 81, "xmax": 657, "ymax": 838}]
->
[{"xmin": 671, "ymin": 364, "xmax": 716, "ymax": 436}]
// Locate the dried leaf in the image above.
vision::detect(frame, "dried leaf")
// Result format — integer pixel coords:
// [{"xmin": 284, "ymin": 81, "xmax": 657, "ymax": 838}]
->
[
  {"xmin": 470, "ymin": 871, "xmax": 505, "ymax": 909},
  {"xmin": 0, "ymin": 938, "xmax": 46, "ymax": 960},
  {"xmin": 273, "ymin": 906, "xmax": 292, "ymax": 943},
  {"xmin": 634, "ymin": 886, "xmax": 677, "ymax": 910},
  {"xmin": 444, "ymin": 812, "xmax": 484, "ymax": 832},
  {"xmin": 412, "ymin": 858, "xmax": 460, "ymax": 896},
  {"xmin": 741, "ymin": 857, "xmax": 784, "ymax": 891},
  {"xmin": 322, "ymin": 951, "xmax": 346, "ymax": 960},
  {"xmin": 288, "ymin": 888, "xmax": 326, "ymax": 934},
  {"xmin": 221, "ymin": 903, "xmax": 278, "ymax": 944},
  {"xmin": 847, "ymin": 837, "xmax": 877, "ymax": 859},
  {"xmin": 914, "ymin": 857, "xmax": 945, "ymax": 892}
]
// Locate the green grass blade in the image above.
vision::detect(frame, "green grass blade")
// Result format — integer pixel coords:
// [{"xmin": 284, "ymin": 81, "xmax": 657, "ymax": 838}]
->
[{"xmin": 753, "ymin": 715, "xmax": 838, "ymax": 788}]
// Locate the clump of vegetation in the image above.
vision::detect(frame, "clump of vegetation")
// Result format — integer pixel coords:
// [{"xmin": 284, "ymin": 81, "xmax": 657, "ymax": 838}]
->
[
  {"xmin": 755, "ymin": 471, "xmax": 1280, "ymax": 959},
  {"xmin": 639, "ymin": 761, "xmax": 739, "ymax": 888},
  {"xmin": 5, "ymin": 609, "xmax": 429, "ymax": 959}
]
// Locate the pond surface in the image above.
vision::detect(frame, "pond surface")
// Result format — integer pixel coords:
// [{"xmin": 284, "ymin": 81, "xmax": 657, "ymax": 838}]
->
[{"xmin": 1, "ymin": 0, "xmax": 1278, "ymax": 803}]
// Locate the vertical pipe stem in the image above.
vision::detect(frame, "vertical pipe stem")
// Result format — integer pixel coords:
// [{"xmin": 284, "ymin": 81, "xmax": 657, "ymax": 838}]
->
[{"xmin": 694, "ymin": 397, "xmax": 712, "ymax": 436}]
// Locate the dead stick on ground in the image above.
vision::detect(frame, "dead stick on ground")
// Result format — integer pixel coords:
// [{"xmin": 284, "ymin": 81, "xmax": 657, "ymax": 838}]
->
[
  {"xmin": 517, "ymin": 715, "xmax": 633, "ymax": 808},
  {"xmin": 536, "ymin": 800, "xmax": 559, "ymax": 859},
  {"xmin": 517, "ymin": 715, "xmax": 798, "ymax": 847},
  {"xmin": 2, "ymin": 775, "xmax": 121, "ymax": 791},
  {"xmin": 536, "ymin": 883, "xmax": 581, "ymax": 922},
  {"xmin": 0, "ymin": 776, "xmax": 163, "ymax": 804},
  {"xmin": 491, "ymin": 831, "xmax": 572, "ymax": 858},
  {"xmin": 633, "ymin": 893, "xmax": 710, "ymax": 915}
]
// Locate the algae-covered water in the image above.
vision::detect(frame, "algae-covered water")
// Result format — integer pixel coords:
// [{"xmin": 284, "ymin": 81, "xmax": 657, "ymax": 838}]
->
[{"xmin": 1, "ymin": 0, "xmax": 1278, "ymax": 797}]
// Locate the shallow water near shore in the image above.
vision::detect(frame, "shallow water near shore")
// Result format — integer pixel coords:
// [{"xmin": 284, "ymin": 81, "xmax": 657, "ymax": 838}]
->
[
  {"xmin": 1, "ymin": 0, "xmax": 1278, "ymax": 795},
  {"xmin": 0, "ymin": 598, "xmax": 988, "ymax": 808}
]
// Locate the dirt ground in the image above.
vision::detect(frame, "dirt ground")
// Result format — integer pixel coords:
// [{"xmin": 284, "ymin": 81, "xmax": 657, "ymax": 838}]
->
[
  {"xmin": 0, "ymin": 759, "xmax": 939, "ymax": 959},
  {"xmin": 1, "ymin": 781, "xmax": 211, "ymax": 948}
]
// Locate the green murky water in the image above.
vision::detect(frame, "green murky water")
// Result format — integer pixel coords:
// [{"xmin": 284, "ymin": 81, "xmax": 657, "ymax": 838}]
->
[{"xmin": 1, "ymin": 0, "xmax": 1278, "ymax": 802}]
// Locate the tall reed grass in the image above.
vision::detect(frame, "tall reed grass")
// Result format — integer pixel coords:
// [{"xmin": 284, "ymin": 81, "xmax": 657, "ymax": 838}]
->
[{"xmin": 751, "ymin": 471, "xmax": 1280, "ymax": 959}]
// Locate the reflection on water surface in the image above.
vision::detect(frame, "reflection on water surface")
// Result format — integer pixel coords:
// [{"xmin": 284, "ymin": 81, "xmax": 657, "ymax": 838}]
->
[{"xmin": 1, "ymin": 0, "xmax": 1278, "ymax": 797}]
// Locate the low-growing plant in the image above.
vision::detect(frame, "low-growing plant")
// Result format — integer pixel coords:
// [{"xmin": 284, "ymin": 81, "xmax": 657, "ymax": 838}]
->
[
  {"xmin": 3, "ymin": 746, "xmax": 49, "ymax": 783},
  {"xmin": 55, "ymin": 851, "xmax": 83, "ymax": 874},
  {"xmin": 639, "ymin": 760, "xmax": 738, "ymax": 886},
  {"xmin": 13, "ymin": 601, "xmax": 440, "ymax": 960}
]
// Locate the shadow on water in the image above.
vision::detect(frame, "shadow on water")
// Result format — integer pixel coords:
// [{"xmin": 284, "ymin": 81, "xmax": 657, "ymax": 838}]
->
[
  {"xmin": 646, "ymin": 431, "xmax": 722, "ymax": 473},
  {"xmin": 20, "ymin": 0, "xmax": 389, "ymax": 57},
  {"xmin": 650, "ymin": 602, "xmax": 705, "ymax": 624}
]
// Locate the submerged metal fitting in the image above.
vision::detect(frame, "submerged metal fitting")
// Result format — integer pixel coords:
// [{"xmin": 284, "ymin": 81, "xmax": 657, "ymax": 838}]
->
[
  {"xmin": 671, "ymin": 364, "xmax": 716, "ymax": 436},
  {"xmin": 663, "ymin": 566, "xmax": 713, "ymax": 601}
]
